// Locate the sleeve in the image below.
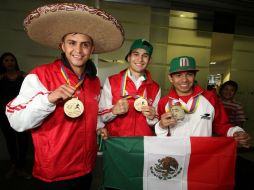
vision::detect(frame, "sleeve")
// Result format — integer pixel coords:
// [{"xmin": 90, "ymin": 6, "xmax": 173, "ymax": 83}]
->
[
  {"xmin": 146, "ymin": 88, "xmax": 161, "ymax": 126},
  {"xmin": 155, "ymin": 122, "xmax": 168, "ymax": 136},
  {"xmin": 98, "ymin": 78, "xmax": 117, "ymax": 123},
  {"xmin": 5, "ymin": 74, "xmax": 56, "ymax": 132},
  {"xmin": 154, "ymin": 97, "xmax": 169, "ymax": 136},
  {"xmin": 235, "ymin": 103, "xmax": 247, "ymax": 123},
  {"xmin": 213, "ymin": 95, "xmax": 244, "ymax": 136}
]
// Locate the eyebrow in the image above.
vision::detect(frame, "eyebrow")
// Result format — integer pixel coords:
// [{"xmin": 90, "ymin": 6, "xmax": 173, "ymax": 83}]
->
[{"xmin": 66, "ymin": 39, "xmax": 92, "ymax": 44}]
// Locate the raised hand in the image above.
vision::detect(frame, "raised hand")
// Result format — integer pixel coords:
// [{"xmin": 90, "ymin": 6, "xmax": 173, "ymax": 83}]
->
[
  {"xmin": 112, "ymin": 98, "xmax": 129, "ymax": 115},
  {"xmin": 159, "ymin": 111, "xmax": 177, "ymax": 129},
  {"xmin": 48, "ymin": 84, "xmax": 76, "ymax": 104},
  {"xmin": 141, "ymin": 106, "xmax": 156, "ymax": 120}
]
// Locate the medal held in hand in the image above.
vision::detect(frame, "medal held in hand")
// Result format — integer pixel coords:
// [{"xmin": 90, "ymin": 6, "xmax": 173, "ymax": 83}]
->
[
  {"xmin": 171, "ymin": 105, "xmax": 185, "ymax": 120},
  {"xmin": 60, "ymin": 64, "xmax": 86, "ymax": 118},
  {"xmin": 64, "ymin": 98, "xmax": 84, "ymax": 118},
  {"xmin": 134, "ymin": 97, "xmax": 148, "ymax": 112}
]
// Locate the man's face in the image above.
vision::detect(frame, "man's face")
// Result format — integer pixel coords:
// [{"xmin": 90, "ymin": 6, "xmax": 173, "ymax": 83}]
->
[
  {"xmin": 61, "ymin": 33, "xmax": 94, "ymax": 70},
  {"xmin": 221, "ymin": 85, "xmax": 236, "ymax": 100},
  {"xmin": 169, "ymin": 71, "xmax": 196, "ymax": 96},
  {"xmin": 127, "ymin": 48, "xmax": 151, "ymax": 76}
]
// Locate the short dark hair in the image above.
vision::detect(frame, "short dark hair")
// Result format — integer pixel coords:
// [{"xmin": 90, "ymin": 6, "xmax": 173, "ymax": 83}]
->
[{"xmin": 219, "ymin": 80, "xmax": 238, "ymax": 95}]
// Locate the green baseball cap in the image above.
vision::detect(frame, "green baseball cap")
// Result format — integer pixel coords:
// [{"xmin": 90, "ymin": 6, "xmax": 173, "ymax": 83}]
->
[
  {"xmin": 125, "ymin": 39, "xmax": 153, "ymax": 61},
  {"xmin": 169, "ymin": 56, "xmax": 199, "ymax": 74}
]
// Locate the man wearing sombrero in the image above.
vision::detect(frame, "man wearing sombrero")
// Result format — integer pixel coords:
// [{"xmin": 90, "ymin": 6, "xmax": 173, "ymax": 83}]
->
[
  {"xmin": 155, "ymin": 56, "xmax": 250, "ymax": 148},
  {"xmin": 5, "ymin": 3, "xmax": 124, "ymax": 189}
]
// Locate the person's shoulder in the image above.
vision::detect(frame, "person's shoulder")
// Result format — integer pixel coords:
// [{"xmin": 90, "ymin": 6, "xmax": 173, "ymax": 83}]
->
[
  {"xmin": 159, "ymin": 94, "xmax": 169, "ymax": 103},
  {"xmin": 231, "ymin": 99, "xmax": 244, "ymax": 107},
  {"xmin": 31, "ymin": 59, "xmax": 60, "ymax": 74},
  {"xmin": 108, "ymin": 69, "xmax": 125, "ymax": 80},
  {"xmin": 200, "ymin": 89, "xmax": 222, "ymax": 107}
]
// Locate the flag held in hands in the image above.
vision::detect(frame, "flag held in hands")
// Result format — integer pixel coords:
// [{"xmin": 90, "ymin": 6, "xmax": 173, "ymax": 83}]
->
[{"xmin": 102, "ymin": 136, "xmax": 236, "ymax": 190}]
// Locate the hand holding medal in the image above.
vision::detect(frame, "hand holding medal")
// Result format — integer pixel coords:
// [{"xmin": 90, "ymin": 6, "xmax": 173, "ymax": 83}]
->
[
  {"xmin": 165, "ymin": 101, "xmax": 185, "ymax": 121},
  {"xmin": 59, "ymin": 64, "xmax": 85, "ymax": 118},
  {"xmin": 48, "ymin": 83, "xmax": 76, "ymax": 104},
  {"xmin": 141, "ymin": 105, "xmax": 156, "ymax": 120},
  {"xmin": 171, "ymin": 105, "xmax": 185, "ymax": 120},
  {"xmin": 159, "ymin": 111, "xmax": 177, "ymax": 129},
  {"xmin": 64, "ymin": 98, "xmax": 84, "ymax": 118},
  {"xmin": 134, "ymin": 97, "xmax": 148, "ymax": 112}
]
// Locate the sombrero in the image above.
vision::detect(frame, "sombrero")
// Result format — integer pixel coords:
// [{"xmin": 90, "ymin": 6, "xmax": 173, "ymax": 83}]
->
[{"xmin": 23, "ymin": 3, "xmax": 124, "ymax": 53}]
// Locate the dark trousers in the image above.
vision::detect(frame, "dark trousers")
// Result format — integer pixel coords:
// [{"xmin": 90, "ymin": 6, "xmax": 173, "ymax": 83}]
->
[
  {"xmin": 0, "ymin": 121, "xmax": 30, "ymax": 168},
  {"xmin": 235, "ymin": 155, "xmax": 254, "ymax": 190},
  {"xmin": 37, "ymin": 173, "xmax": 93, "ymax": 190}
]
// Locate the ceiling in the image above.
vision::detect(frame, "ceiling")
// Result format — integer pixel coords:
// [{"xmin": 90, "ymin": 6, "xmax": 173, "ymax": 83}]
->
[
  {"xmin": 105, "ymin": 0, "xmax": 254, "ymax": 21},
  {"xmin": 105, "ymin": 0, "xmax": 254, "ymax": 75}
]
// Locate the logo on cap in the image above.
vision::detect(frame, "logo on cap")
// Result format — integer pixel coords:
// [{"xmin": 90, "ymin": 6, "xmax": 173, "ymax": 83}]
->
[
  {"xmin": 180, "ymin": 57, "xmax": 189, "ymax": 67},
  {"xmin": 168, "ymin": 56, "xmax": 199, "ymax": 74}
]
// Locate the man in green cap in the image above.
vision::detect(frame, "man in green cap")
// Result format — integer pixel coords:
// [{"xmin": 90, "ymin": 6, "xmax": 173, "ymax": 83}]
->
[
  {"xmin": 155, "ymin": 56, "xmax": 250, "ymax": 148},
  {"xmin": 98, "ymin": 39, "xmax": 161, "ymax": 137}
]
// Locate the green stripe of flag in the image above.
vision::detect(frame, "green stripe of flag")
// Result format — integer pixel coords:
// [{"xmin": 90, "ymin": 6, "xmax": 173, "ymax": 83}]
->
[{"xmin": 103, "ymin": 136, "xmax": 144, "ymax": 190}]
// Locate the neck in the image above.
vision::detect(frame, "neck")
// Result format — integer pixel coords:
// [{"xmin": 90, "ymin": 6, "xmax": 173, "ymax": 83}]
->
[
  {"xmin": 176, "ymin": 89, "xmax": 194, "ymax": 97},
  {"xmin": 72, "ymin": 66, "xmax": 85, "ymax": 78},
  {"xmin": 6, "ymin": 69, "xmax": 17, "ymax": 74},
  {"xmin": 129, "ymin": 69, "xmax": 144, "ymax": 80},
  {"xmin": 5, "ymin": 70, "xmax": 19, "ymax": 80}
]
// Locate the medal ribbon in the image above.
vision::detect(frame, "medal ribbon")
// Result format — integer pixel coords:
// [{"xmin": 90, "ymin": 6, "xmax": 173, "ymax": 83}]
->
[
  {"xmin": 60, "ymin": 64, "xmax": 85, "ymax": 90},
  {"xmin": 121, "ymin": 69, "xmax": 146, "ymax": 99},
  {"xmin": 165, "ymin": 96, "xmax": 200, "ymax": 113}
]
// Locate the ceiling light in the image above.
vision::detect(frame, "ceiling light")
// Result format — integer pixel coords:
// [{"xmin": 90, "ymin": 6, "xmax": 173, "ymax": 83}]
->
[{"xmin": 210, "ymin": 62, "xmax": 216, "ymax": 65}]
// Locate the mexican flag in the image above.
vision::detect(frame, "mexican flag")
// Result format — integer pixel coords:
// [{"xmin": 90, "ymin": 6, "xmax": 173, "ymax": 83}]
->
[{"xmin": 102, "ymin": 136, "xmax": 236, "ymax": 190}]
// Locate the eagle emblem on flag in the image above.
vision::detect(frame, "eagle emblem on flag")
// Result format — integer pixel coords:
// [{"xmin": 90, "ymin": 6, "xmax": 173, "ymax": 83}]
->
[{"xmin": 150, "ymin": 156, "xmax": 182, "ymax": 180}]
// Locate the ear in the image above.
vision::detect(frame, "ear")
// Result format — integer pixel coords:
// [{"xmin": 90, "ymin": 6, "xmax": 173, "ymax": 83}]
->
[
  {"xmin": 168, "ymin": 74, "xmax": 173, "ymax": 83},
  {"xmin": 148, "ymin": 56, "xmax": 152, "ymax": 64},
  {"xmin": 60, "ymin": 42, "xmax": 65, "ymax": 52},
  {"xmin": 91, "ymin": 44, "xmax": 95, "ymax": 54},
  {"xmin": 127, "ymin": 54, "xmax": 131, "ymax": 62}
]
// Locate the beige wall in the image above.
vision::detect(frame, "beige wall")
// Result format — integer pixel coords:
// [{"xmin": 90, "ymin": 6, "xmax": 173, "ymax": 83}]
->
[{"xmin": 231, "ymin": 35, "xmax": 254, "ymax": 141}]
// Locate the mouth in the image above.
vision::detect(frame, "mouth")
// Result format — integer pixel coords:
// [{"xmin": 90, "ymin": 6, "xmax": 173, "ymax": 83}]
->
[
  {"xmin": 72, "ymin": 55, "xmax": 84, "ymax": 61},
  {"xmin": 135, "ymin": 63, "xmax": 144, "ymax": 68}
]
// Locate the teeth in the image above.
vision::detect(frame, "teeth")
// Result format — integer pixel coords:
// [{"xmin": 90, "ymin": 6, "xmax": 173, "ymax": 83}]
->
[{"xmin": 73, "ymin": 54, "xmax": 82, "ymax": 58}]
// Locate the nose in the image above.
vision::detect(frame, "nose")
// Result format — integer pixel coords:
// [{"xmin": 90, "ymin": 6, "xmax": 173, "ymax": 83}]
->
[
  {"xmin": 181, "ymin": 74, "xmax": 188, "ymax": 81},
  {"xmin": 75, "ymin": 44, "xmax": 82, "ymax": 53}
]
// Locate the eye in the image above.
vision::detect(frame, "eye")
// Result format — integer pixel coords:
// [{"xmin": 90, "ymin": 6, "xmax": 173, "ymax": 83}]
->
[
  {"xmin": 187, "ymin": 73, "xmax": 194, "ymax": 76},
  {"xmin": 68, "ymin": 41, "xmax": 75, "ymax": 46},
  {"xmin": 142, "ymin": 54, "xmax": 149, "ymax": 59},
  {"xmin": 132, "ymin": 52, "xmax": 139, "ymax": 56},
  {"xmin": 81, "ymin": 42, "xmax": 92, "ymax": 48}
]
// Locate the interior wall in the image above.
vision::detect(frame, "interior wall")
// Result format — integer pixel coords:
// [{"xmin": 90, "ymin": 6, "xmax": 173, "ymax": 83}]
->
[
  {"xmin": 166, "ymin": 10, "xmax": 212, "ymax": 95},
  {"xmin": 231, "ymin": 35, "xmax": 254, "ymax": 142}
]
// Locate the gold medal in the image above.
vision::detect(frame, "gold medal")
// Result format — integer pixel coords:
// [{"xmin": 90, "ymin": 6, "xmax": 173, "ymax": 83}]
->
[
  {"xmin": 171, "ymin": 105, "xmax": 185, "ymax": 120},
  {"xmin": 134, "ymin": 97, "xmax": 148, "ymax": 112},
  {"xmin": 64, "ymin": 98, "xmax": 84, "ymax": 118}
]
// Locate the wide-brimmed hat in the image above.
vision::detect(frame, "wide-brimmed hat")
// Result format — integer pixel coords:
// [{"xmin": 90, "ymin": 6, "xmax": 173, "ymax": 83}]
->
[
  {"xmin": 169, "ymin": 56, "xmax": 199, "ymax": 74},
  {"xmin": 125, "ymin": 39, "xmax": 153, "ymax": 61},
  {"xmin": 23, "ymin": 3, "xmax": 124, "ymax": 53}
]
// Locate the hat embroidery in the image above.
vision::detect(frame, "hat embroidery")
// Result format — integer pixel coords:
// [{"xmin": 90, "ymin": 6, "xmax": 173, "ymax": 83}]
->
[{"xmin": 180, "ymin": 57, "xmax": 189, "ymax": 67}]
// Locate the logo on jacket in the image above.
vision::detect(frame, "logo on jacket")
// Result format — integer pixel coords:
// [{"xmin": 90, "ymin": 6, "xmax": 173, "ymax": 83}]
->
[
  {"xmin": 150, "ymin": 156, "xmax": 182, "ymax": 180},
  {"xmin": 200, "ymin": 113, "xmax": 211, "ymax": 120}
]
